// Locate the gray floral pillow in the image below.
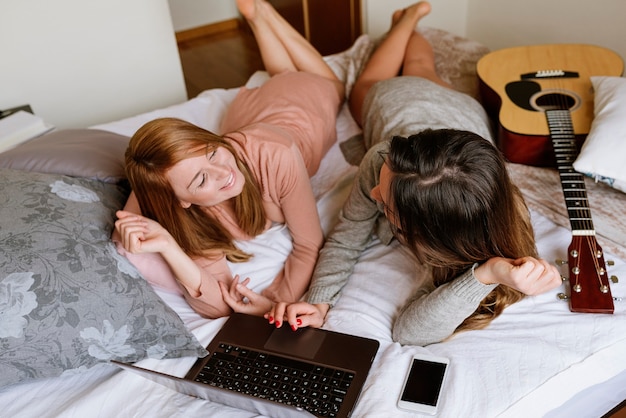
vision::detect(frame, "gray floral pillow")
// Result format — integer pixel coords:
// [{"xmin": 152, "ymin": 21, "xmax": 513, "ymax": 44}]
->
[{"xmin": 0, "ymin": 168, "xmax": 207, "ymax": 388}]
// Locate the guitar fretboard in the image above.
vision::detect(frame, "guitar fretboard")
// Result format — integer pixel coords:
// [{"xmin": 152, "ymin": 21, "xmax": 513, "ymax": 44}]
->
[{"xmin": 545, "ymin": 109, "xmax": 595, "ymax": 235}]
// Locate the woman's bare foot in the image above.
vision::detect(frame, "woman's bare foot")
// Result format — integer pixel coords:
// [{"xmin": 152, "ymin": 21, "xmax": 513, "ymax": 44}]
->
[
  {"xmin": 236, "ymin": 0, "xmax": 259, "ymax": 21},
  {"xmin": 394, "ymin": 1, "xmax": 431, "ymax": 29},
  {"xmin": 391, "ymin": 9, "xmax": 405, "ymax": 27},
  {"xmin": 411, "ymin": 1, "xmax": 432, "ymax": 21}
]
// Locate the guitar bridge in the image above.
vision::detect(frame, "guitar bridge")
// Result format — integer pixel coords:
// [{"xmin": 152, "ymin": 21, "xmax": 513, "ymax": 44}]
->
[{"xmin": 521, "ymin": 70, "xmax": 579, "ymax": 79}]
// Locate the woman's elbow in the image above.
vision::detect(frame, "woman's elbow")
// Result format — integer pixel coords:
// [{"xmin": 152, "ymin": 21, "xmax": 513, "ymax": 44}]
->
[
  {"xmin": 392, "ymin": 324, "xmax": 415, "ymax": 346},
  {"xmin": 186, "ymin": 296, "xmax": 233, "ymax": 319},
  {"xmin": 201, "ymin": 304, "xmax": 233, "ymax": 319},
  {"xmin": 392, "ymin": 318, "xmax": 439, "ymax": 347}
]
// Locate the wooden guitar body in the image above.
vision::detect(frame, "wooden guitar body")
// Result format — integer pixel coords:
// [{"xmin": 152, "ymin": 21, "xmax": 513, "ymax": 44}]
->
[{"xmin": 477, "ymin": 44, "xmax": 623, "ymax": 167}]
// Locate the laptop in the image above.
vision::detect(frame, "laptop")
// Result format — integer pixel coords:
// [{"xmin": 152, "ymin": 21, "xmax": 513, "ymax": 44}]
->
[{"xmin": 112, "ymin": 312, "xmax": 379, "ymax": 418}]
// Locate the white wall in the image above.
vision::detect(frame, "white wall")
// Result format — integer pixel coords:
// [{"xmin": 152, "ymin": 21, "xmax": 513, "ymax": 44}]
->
[
  {"xmin": 0, "ymin": 0, "xmax": 187, "ymax": 129},
  {"xmin": 165, "ymin": 0, "xmax": 469, "ymax": 39},
  {"xmin": 168, "ymin": 0, "xmax": 626, "ymax": 66},
  {"xmin": 466, "ymin": 0, "xmax": 626, "ymax": 65},
  {"xmin": 363, "ymin": 0, "xmax": 469, "ymax": 39},
  {"xmin": 363, "ymin": 0, "xmax": 625, "ymax": 64},
  {"xmin": 2, "ymin": 0, "xmax": 620, "ymax": 129},
  {"xmin": 168, "ymin": 0, "xmax": 238, "ymax": 31}
]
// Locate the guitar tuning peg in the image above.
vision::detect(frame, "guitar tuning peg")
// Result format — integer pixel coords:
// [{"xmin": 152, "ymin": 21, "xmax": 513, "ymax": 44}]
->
[
  {"xmin": 557, "ymin": 293, "xmax": 569, "ymax": 300},
  {"xmin": 611, "ymin": 275, "xmax": 619, "ymax": 284},
  {"xmin": 607, "ymin": 260, "xmax": 615, "ymax": 266},
  {"xmin": 555, "ymin": 259, "xmax": 568, "ymax": 265},
  {"xmin": 560, "ymin": 275, "xmax": 567, "ymax": 282}
]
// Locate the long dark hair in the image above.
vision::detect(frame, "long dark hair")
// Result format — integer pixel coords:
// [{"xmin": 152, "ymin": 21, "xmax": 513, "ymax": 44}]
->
[{"xmin": 387, "ymin": 129, "xmax": 536, "ymax": 332}]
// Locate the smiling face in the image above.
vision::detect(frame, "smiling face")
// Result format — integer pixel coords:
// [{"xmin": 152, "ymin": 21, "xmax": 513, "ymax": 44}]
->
[{"xmin": 166, "ymin": 145, "xmax": 245, "ymax": 208}]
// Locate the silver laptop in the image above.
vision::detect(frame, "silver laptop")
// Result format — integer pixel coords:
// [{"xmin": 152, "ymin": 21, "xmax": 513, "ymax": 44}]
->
[{"xmin": 112, "ymin": 312, "xmax": 379, "ymax": 418}]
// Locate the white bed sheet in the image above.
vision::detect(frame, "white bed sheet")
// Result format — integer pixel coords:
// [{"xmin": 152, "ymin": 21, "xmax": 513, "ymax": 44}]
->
[{"xmin": 2, "ymin": 37, "xmax": 625, "ymax": 418}]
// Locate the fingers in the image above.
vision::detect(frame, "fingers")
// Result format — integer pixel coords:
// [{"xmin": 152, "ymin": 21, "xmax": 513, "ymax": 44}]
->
[
  {"xmin": 285, "ymin": 305, "xmax": 303, "ymax": 330},
  {"xmin": 219, "ymin": 281, "xmax": 236, "ymax": 307},
  {"xmin": 219, "ymin": 281, "xmax": 248, "ymax": 312},
  {"xmin": 267, "ymin": 302, "xmax": 326, "ymax": 331},
  {"xmin": 227, "ymin": 275, "xmax": 242, "ymax": 299},
  {"xmin": 115, "ymin": 215, "xmax": 149, "ymax": 253},
  {"xmin": 513, "ymin": 257, "xmax": 562, "ymax": 295},
  {"xmin": 114, "ymin": 214, "xmax": 173, "ymax": 254},
  {"xmin": 234, "ymin": 278, "xmax": 263, "ymax": 302},
  {"xmin": 221, "ymin": 276, "xmax": 249, "ymax": 307},
  {"xmin": 267, "ymin": 302, "xmax": 287, "ymax": 327},
  {"xmin": 116, "ymin": 210, "xmax": 135, "ymax": 219},
  {"xmin": 115, "ymin": 213, "xmax": 149, "ymax": 230},
  {"xmin": 531, "ymin": 259, "xmax": 562, "ymax": 294},
  {"xmin": 221, "ymin": 277, "xmax": 274, "ymax": 316},
  {"xmin": 480, "ymin": 257, "xmax": 562, "ymax": 295}
]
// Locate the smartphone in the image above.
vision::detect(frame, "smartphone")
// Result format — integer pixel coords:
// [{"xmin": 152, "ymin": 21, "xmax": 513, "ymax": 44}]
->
[{"xmin": 397, "ymin": 353, "xmax": 450, "ymax": 415}]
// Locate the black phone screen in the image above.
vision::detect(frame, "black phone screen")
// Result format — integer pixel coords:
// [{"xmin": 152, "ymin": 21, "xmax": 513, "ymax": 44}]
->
[{"xmin": 400, "ymin": 358, "xmax": 447, "ymax": 406}]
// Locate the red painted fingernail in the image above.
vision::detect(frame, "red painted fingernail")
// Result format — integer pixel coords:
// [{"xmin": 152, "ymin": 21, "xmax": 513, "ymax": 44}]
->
[
  {"xmin": 275, "ymin": 321, "xmax": 281, "ymax": 328},
  {"xmin": 269, "ymin": 316, "xmax": 274, "ymax": 323},
  {"xmin": 291, "ymin": 324, "xmax": 297, "ymax": 331},
  {"xmin": 296, "ymin": 318, "xmax": 302, "ymax": 326}
]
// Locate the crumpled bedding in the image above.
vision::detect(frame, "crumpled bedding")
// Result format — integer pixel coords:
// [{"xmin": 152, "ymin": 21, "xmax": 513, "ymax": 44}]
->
[{"xmin": 1, "ymin": 32, "xmax": 625, "ymax": 418}]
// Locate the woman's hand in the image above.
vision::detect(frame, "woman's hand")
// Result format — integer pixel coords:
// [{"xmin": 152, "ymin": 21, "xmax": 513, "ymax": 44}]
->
[
  {"xmin": 267, "ymin": 301, "xmax": 330, "ymax": 331},
  {"xmin": 220, "ymin": 276, "xmax": 274, "ymax": 316},
  {"xmin": 474, "ymin": 256, "xmax": 562, "ymax": 295},
  {"xmin": 115, "ymin": 210, "xmax": 173, "ymax": 254},
  {"xmin": 115, "ymin": 210, "xmax": 206, "ymax": 296}
]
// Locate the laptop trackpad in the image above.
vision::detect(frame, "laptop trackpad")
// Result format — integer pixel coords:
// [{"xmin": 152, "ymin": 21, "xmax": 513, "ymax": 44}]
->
[{"xmin": 264, "ymin": 327, "xmax": 325, "ymax": 359}]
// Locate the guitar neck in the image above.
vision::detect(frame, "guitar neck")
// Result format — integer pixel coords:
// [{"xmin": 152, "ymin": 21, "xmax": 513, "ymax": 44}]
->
[
  {"xmin": 545, "ymin": 109, "xmax": 595, "ymax": 234},
  {"xmin": 546, "ymin": 109, "xmax": 614, "ymax": 314}
]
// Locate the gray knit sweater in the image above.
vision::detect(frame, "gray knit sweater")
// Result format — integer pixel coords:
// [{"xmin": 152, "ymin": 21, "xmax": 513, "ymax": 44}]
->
[{"xmin": 306, "ymin": 77, "xmax": 497, "ymax": 346}]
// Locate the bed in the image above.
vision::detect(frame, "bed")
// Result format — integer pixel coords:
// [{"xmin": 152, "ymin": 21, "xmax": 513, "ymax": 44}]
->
[{"xmin": 1, "ymin": 30, "xmax": 625, "ymax": 417}]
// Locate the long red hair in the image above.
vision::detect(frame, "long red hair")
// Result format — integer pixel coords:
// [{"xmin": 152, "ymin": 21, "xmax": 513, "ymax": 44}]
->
[{"xmin": 125, "ymin": 117, "xmax": 266, "ymax": 261}]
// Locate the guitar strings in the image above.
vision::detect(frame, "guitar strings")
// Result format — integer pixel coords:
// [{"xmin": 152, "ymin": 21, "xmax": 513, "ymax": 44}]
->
[{"xmin": 547, "ymin": 74, "xmax": 606, "ymax": 293}]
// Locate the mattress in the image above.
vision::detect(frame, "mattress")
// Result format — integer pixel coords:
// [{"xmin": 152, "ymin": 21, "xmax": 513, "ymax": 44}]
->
[{"xmin": 1, "ymin": 33, "xmax": 624, "ymax": 418}]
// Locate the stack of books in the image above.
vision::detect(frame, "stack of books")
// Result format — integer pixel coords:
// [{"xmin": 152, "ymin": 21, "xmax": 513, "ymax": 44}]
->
[{"xmin": 0, "ymin": 107, "xmax": 55, "ymax": 154}]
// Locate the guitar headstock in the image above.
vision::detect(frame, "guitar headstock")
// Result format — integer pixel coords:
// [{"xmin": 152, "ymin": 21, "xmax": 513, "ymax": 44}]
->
[{"xmin": 566, "ymin": 235, "xmax": 614, "ymax": 314}]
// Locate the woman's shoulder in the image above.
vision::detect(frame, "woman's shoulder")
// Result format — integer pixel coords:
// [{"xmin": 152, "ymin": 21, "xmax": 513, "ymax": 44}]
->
[
  {"xmin": 360, "ymin": 141, "xmax": 389, "ymax": 172},
  {"xmin": 230, "ymin": 125, "xmax": 306, "ymax": 193},
  {"xmin": 229, "ymin": 124, "xmax": 297, "ymax": 155}
]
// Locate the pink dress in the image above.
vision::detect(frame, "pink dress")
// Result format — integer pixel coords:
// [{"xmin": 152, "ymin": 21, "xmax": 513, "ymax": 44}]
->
[{"xmin": 117, "ymin": 71, "xmax": 341, "ymax": 317}]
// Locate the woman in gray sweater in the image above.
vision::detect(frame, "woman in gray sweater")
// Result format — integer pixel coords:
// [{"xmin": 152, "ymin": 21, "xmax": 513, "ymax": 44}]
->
[{"xmin": 227, "ymin": 1, "xmax": 562, "ymax": 345}]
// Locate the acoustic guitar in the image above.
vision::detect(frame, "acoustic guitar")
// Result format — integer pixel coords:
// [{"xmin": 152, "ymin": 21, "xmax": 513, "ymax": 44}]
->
[{"xmin": 477, "ymin": 44, "xmax": 624, "ymax": 314}]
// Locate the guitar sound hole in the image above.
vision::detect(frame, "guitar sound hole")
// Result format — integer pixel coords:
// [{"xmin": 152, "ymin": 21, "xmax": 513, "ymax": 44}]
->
[{"xmin": 531, "ymin": 91, "xmax": 580, "ymax": 112}]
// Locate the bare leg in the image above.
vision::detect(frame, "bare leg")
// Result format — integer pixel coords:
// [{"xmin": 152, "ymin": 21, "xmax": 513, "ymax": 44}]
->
[
  {"xmin": 237, "ymin": 0, "xmax": 343, "ymax": 96},
  {"xmin": 401, "ymin": 25, "xmax": 452, "ymax": 88},
  {"xmin": 349, "ymin": 1, "xmax": 450, "ymax": 126}
]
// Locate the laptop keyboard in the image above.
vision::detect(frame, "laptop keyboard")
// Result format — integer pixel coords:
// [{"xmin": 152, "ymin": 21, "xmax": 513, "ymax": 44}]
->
[{"xmin": 194, "ymin": 342, "xmax": 355, "ymax": 417}]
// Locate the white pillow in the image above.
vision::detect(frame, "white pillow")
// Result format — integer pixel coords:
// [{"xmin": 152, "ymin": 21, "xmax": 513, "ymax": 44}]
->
[{"xmin": 573, "ymin": 76, "xmax": 626, "ymax": 193}]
